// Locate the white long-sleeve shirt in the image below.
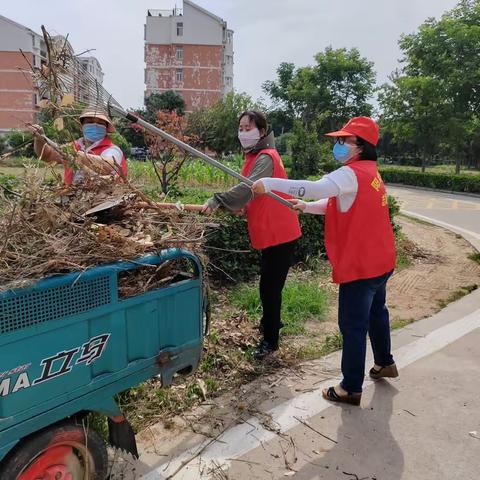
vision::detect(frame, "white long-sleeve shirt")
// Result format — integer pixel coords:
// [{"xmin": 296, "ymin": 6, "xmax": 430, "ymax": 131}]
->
[{"xmin": 262, "ymin": 166, "xmax": 358, "ymax": 215}]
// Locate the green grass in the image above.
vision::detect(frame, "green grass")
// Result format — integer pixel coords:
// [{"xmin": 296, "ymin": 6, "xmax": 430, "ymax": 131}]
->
[
  {"xmin": 296, "ymin": 331, "xmax": 343, "ymax": 360},
  {"xmin": 395, "ymin": 232, "xmax": 413, "ymax": 270},
  {"xmin": 468, "ymin": 252, "xmax": 480, "ymax": 264},
  {"xmin": 391, "ymin": 318, "xmax": 415, "ymax": 330},
  {"xmin": 437, "ymin": 284, "xmax": 478, "ymax": 309},
  {"xmin": 229, "ymin": 279, "xmax": 329, "ymax": 335}
]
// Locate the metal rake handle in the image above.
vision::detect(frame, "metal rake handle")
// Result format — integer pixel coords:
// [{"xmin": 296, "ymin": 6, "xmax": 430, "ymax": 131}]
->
[{"xmin": 108, "ymin": 104, "xmax": 293, "ymax": 209}]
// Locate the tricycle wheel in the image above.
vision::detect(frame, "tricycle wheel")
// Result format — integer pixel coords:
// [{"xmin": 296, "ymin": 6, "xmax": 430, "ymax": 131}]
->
[{"xmin": 0, "ymin": 419, "xmax": 108, "ymax": 480}]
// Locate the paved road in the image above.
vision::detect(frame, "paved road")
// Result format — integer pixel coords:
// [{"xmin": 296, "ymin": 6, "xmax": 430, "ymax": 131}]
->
[
  {"xmin": 139, "ymin": 187, "xmax": 480, "ymax": 480},
  {"xmin": 388, "ymin": 185, "xmax": 480, "ymax": 249}
]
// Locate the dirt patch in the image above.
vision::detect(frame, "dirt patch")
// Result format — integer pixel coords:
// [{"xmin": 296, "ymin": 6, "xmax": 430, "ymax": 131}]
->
[{"xmin": 388, "ymin": 215, "xmax": 480, "ymax": 322}]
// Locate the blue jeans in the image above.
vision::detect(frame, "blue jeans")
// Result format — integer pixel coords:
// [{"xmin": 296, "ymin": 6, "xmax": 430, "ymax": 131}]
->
[{"xmin": 338, "ymin": 271, "xmax": 394, "ymax": 393}]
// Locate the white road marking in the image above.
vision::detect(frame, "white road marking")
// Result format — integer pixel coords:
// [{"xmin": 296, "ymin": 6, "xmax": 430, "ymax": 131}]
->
[{"xmin": 143, "ymin": 309, "xmax": 480, "ymax": 480}]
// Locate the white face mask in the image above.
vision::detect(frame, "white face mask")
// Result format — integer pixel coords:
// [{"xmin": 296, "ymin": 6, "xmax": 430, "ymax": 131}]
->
[{"xmin": 238, "ymin": 128, "xmax": 260, "ymax": 149}]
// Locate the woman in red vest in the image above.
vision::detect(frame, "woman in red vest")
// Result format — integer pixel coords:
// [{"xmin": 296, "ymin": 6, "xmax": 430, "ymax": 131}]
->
[
  {"xmin": 32, "ymin": 108, "xmax": 127, "ymax": 185},
  {"xmin": 253, "ymin": 117, "xmax": 397, "ymax": 405},
  {"xmin": 202, "ymin": 110, "xmax": 302, "ymax": 359}
]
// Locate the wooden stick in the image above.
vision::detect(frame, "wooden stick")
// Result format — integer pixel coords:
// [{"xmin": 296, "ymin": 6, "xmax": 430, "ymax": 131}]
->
[{"xmin": 134, "ymin": 201, "xmax": 204, "ymax": 212}]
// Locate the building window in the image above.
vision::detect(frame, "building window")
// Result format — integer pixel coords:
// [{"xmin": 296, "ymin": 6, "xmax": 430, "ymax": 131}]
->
[
  {"xmin": 227, "ymin": 31, "xmax": 233, "ymax": 44},
  {"xmin": 226, "ymin": 76, "xmax": 232, "ymax": 87},
  {"xmin": 176, "ymin": 46, "xmax": 183, "ymax": 61},
  {"xmin": 176, "ymin": 68, "xmax": 183, "ymax": 82},
  {"xmin": 177, "ymin": 22, "xmax": 183, "ymax": 36}
]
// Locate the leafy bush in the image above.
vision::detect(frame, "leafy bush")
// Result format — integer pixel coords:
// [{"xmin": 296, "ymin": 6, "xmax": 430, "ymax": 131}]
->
[
  {"xmin": 0, "ymin": 173, "xmax": 21, "ymax": 196},
  {"xmin": 205, "ymin": 214, "xmax": 260, "ymax": 283},
  {"xmin": 109, "ymin": 131, "xmax": 131, "ymax": 157},
  {"xmin": 380, "ymin": 168, "xmax": 480, "ymax": 194},
  {"xmin": 0, "ymin": 135, "xmax": 6, "ymax": 155},
  {"xmin": 5, "ymin": 130, "xmax": 34, "ymax": 157}
]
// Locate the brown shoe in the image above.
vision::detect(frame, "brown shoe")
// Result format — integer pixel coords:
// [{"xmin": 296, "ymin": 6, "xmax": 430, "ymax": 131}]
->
[
  {"xmin": 369, "ymin": 363, "xmax": 399, "ymax": 380},
  {"xmin": 322, "ymin": 386, "xmax": 361, "ymax": 406}
]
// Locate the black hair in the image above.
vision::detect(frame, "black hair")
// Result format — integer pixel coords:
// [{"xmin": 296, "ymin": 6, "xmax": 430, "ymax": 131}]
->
[
  {"xmin": 356, "ymin": 137, "xmax": 377, "ymax": 161},
  {"xmin": 238, "ymin": 110, "xmax": 268, "ymax": 134}
]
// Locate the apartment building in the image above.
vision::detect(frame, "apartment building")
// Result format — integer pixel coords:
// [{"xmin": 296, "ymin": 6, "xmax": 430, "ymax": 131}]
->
[
  {"xmin": 0, "ymin": 16, "xmax": 105, "ymax": 132},
  {"xmin": 0, "ymin": 15, "xmax": 47, "ymax": 132},
  {"xmin": 144, "ymin": 0, "xmax": 234, "ymax": 113}
]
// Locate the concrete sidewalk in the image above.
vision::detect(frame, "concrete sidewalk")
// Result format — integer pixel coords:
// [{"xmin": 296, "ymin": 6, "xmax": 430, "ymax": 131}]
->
[
  {"xmin": 227, "ymin": 328, "xmax": 480, "ymax": 480},
  {"xmin": 139, "ymin": 288, "xmax": 480, "ymax": 480},
  {"xmin": 137, "ymin": 191, "xmax": 480, "ymax": 480}
]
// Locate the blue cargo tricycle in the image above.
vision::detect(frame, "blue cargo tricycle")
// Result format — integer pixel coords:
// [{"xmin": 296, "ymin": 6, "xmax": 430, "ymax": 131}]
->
[{"xmin": 0, "ymin": 248, "xmax": 207, "ymax": 479}]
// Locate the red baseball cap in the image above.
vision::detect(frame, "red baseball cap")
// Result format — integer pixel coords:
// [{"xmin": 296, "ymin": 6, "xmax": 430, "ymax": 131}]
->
[{"xmin": 325, "ymin": 116, "xmax": 380, "ymax": 146}]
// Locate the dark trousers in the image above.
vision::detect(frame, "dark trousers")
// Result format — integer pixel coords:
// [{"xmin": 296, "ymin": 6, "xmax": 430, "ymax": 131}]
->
[
  {"xmin": 338, "ymin": 270, "xmax": 394, "ymax": 393},
  {"xmin": 259, "ymin": 240, "xmax": 296, "ymax": 348}
]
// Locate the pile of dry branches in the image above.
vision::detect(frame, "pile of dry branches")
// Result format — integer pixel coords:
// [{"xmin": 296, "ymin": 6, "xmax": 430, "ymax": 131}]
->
[{"xmin": 0, "ymin": 171, "xmax": 210, "ymax": 293}]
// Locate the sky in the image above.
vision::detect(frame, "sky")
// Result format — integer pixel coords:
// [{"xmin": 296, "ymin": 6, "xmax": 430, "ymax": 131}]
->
[{"xmin": 1, "ymin": 0, "xmax": 461, "ymax": 110}]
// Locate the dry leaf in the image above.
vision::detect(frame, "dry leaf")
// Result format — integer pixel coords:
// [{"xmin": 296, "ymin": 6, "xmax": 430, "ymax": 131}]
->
[
  {"xmin": 197, "ymin": 379, "xmax": 207, "ymax": 400},
  {"xmin": 60, "ymin": 93, "xmax": 75, "ymax": 106},
  {"xmin": 53, "ymin": 117, "xmax": 64, "ymax": 131},
  {"xmin": 283, "ymin": 471, "xmax": 296, "ymax": 477}
]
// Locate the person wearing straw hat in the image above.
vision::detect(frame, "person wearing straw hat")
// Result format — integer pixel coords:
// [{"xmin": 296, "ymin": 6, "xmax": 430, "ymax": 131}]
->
[
  {"xmin": 32, "ymin": 107, "xmax": 128, "ymax": 185},
  {"xmin": 252, "ymin": 116, "xmax": 397, "ymax": 406}
]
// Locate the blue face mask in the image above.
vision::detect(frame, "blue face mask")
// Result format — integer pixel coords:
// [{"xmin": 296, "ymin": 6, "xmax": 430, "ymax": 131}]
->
[
  {"xmin": 83, "ymin": 123, "xmax": 107, "ymax": 143},
  {"xmin": 333, "ymin": 142, "xmax": 353, "ymax": 163}
]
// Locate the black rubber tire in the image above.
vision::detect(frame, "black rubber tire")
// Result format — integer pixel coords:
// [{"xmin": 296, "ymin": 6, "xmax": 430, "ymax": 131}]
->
[{"xmin": 0, "ymin": 418, "xmax": 108, "ymax": 479}]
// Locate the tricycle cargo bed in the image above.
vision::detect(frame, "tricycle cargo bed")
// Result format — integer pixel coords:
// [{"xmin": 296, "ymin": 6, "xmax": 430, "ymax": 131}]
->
[{"xmin": 0, "ymin": 248, "xmax": 205, "ymax": 462}]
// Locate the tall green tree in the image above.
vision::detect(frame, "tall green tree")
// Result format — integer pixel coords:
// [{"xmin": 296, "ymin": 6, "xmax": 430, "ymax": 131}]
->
[
  {"xmin": 379, "ymin": 76, "xmax": 453, "ymax": 171},
  {"xmin": 186, "ymin": 92, "xmax": 256, "ymax": 155},
  {"xmin": 263, "ymin": 47, "xmax": 376, "ymax": 134},
  {"xmin": 144, "ymin": 91, "xmax": 185, "ymax": 120},
  {"xmin": 380, "ymin": 0, "xmax": 480, "ymax": 171}
]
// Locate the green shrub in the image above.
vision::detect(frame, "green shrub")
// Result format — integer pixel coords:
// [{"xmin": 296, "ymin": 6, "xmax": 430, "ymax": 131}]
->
[
  {"xmin": 5, "ymin": 130, "xmax": 34, "ymax": 157},
  {"xmin": 109, "ymin": 132, "xmax": 131, "ymax": 157},
  {"xmin": 0, "ymin": 135, "xmax": 6, "ymax": 155},
  {"xmin": 0, "ymin": 173, "xmax": 22, "ymax": 196},
  {"xmin": 380, "ymin": 168, "xmax": 480, "ymax": 194},
  {"xmin": 205, "ymin": 214, "xmax": 260, "ymax": 283}
]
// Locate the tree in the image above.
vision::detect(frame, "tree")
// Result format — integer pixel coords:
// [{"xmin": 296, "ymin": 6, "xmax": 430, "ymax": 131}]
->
[
  {"xmin": 143, "ymin": 91, "xmax": 186, "ymax": 122},
  {"xmin": 114, "ymin": 116, "xmax": 147, "ymax": 149},
  {"xmin": 382, "ymin": 0, "xmax": 480, "ymax": 171},
  {"xmin": 263, "ymin": 47, "xmax": 376, "ymax": 134},
  {"xmin": 147, "ymin": 111, "xmax": 196, "ymax": 194},
  {"xmin": 187, "ymin": 92, "xmax": 256, "ymax": 155},
  {"xmin": 379, "ymin": 76, "xmax": 454, "ymax": 171}
]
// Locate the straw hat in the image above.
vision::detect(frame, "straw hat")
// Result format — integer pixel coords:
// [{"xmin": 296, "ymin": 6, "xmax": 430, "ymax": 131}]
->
[{"xmin": 79, "ymin": 107, "xmax": 115, "ymax": 133}]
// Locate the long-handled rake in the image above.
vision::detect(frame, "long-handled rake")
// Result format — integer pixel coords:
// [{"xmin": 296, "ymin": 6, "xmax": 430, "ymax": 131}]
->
[{"xmin": 51, "ymin": 39, "xmax": 293, "ymax": 209}]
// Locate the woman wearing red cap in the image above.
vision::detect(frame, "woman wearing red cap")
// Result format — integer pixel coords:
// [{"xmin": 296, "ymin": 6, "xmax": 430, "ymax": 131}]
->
[{"xmin": 252, "ymin": 116, "xmax": 397, "ymax": 405}]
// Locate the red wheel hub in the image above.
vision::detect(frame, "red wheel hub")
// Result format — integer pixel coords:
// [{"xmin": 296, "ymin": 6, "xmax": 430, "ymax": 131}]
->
[{"xmin": 18, "ymin": 446, "xmax": 75, "ymax": 480}]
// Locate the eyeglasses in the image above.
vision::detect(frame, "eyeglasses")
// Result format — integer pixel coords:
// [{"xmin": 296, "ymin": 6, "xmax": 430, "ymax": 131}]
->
[{"xmin": 335, "ymin": 138, "xmax": 346, "ymax": 145}]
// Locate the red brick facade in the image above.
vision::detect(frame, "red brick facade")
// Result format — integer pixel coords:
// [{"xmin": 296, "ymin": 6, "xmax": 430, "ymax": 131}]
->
[
  {"xmin": 145, "ymin": 44, "xmax": 223, "ymax": 112},
  {"xmin": 0, "ymin": 51, "xmax": 37, "ymax": 130}
]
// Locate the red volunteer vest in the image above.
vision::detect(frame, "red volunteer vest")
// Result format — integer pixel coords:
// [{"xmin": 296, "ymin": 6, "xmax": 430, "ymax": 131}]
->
[
  {"xmin": 64, "ymin": 137, "xmax": 128, "ymax": 186},
  {"xmin": 325, "ymin": 160, "xmax": 396, "ymax": 284},
  {"xmin": 242, "ymin": 148, "xmax": 301, "ymax": 250}
]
